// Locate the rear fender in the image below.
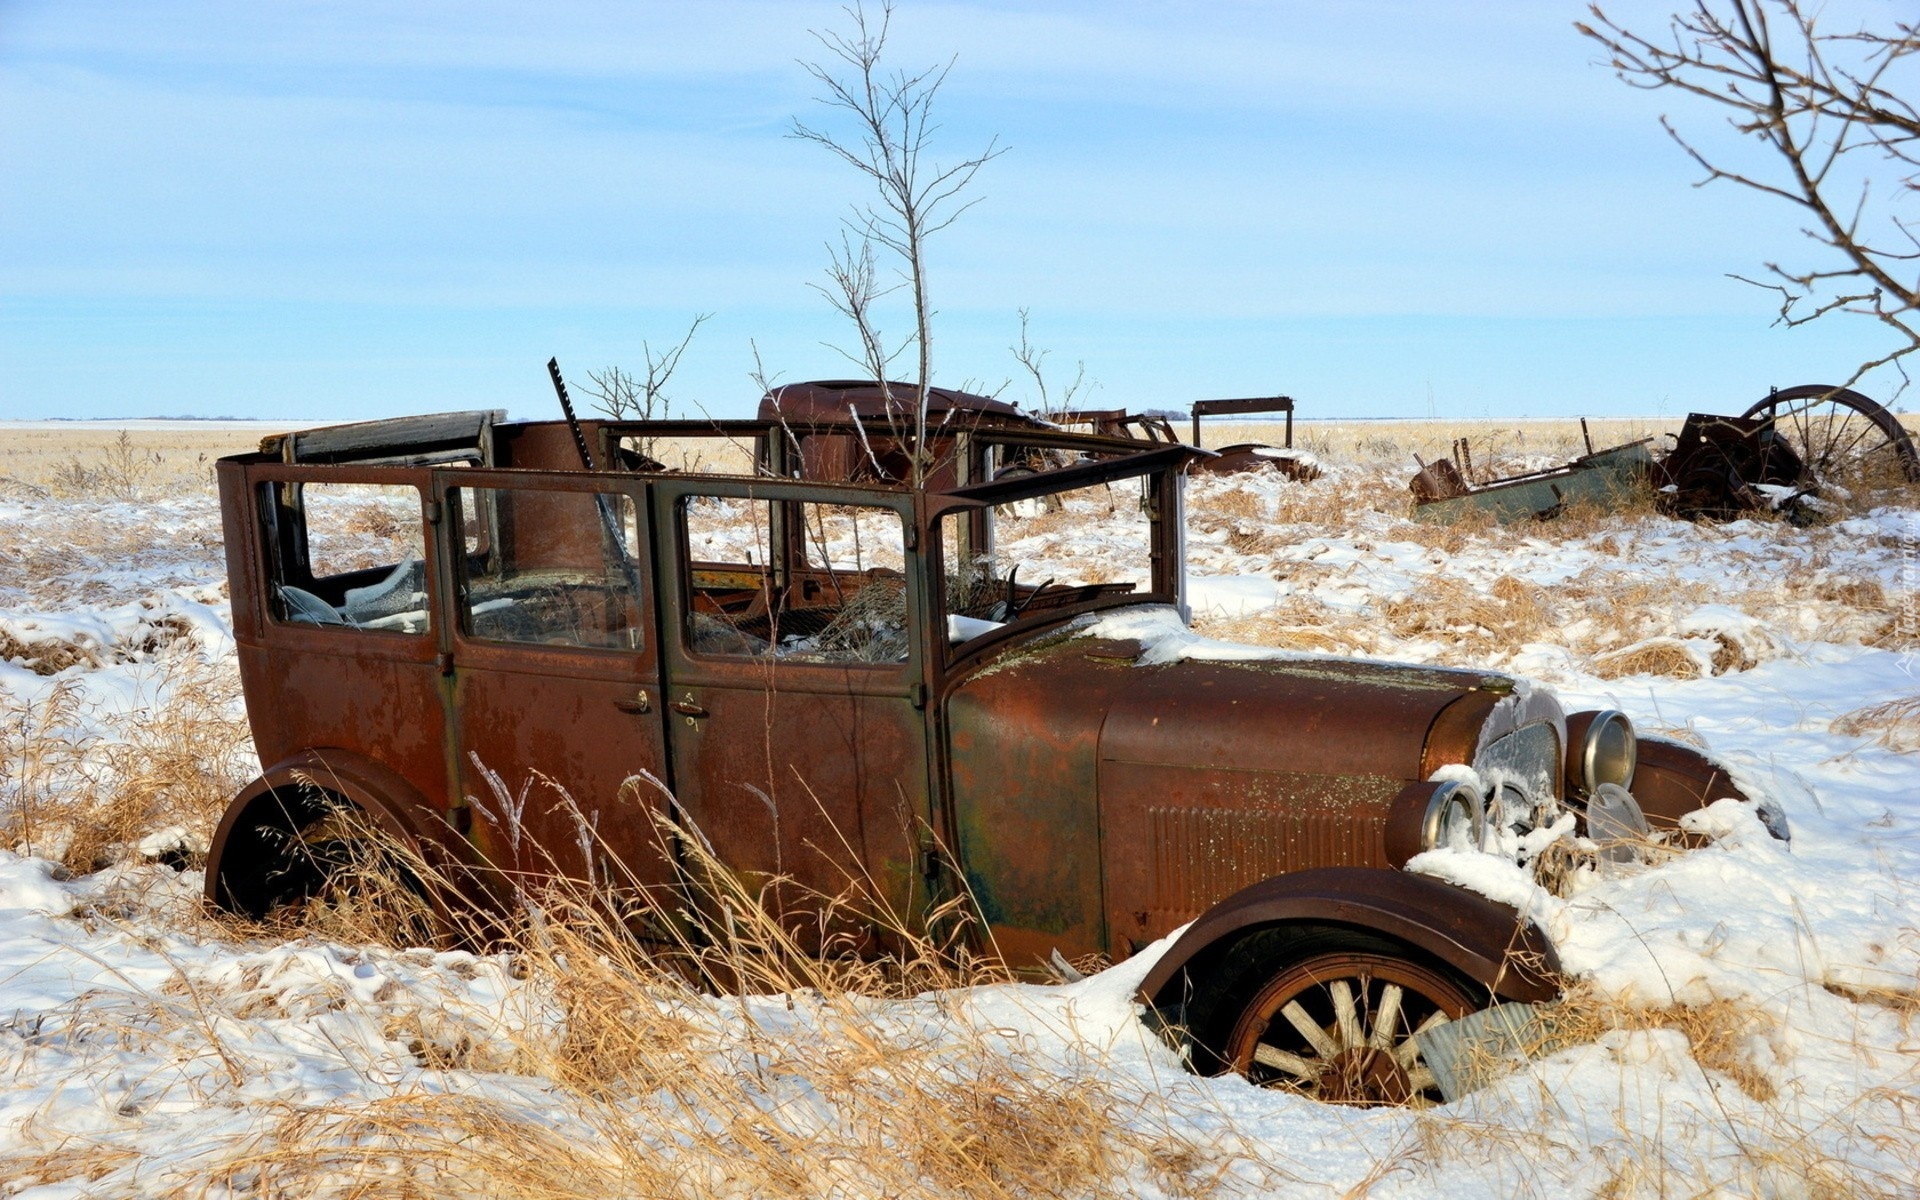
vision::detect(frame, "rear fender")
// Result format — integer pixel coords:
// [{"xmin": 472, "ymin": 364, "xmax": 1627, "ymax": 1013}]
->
[
  {"xmin": 1137, "ymin": 866, "xmax": 1561, "ymax": 1012},
  {"xmin": 204, "ymin": 748, "xmax": 452, "ymax": 917}
]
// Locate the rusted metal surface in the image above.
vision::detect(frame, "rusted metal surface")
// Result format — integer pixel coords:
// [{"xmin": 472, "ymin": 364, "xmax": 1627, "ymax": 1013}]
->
[
  {"xmin": 207, "ymin": 403, "xmax": 1765, "ymax": 1104},
  {"xmin": 1190, "ymin": 395, "xmax": 1296, "ymax": 449},
  {"xmin": 1049, "ymin": 408, "xmax": 1180, "ymax": 445},
  {"xmin": 1188, "ymin": 395, "xmax": 1321, "ymax": 480},
  {"xmin": 755, "ymin": 382, "xmax": 1324, "ymax": 484},
  {"xmin": 1411, "ymin": 440, "xmax": 1654, "ymax": 524},
  {"xmin": 1136, "ymin": 867, "xmax": 1564, "ymax": 1009},
  {"xmin": 758, "ymin": 380, "xmax": 1045, "ymax": 488},
  {"xmin": 1654, "ymin": 413, "xmax": 1803, "ymax": 519}
]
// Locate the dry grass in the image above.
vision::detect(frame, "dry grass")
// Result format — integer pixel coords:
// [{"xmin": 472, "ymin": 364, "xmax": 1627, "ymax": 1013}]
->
[
  {"xmin": 1, "ymin": 654, "xmax": 251, "ymax": 873},
  {"xmin": 0, "ymin": 423, "xmax": 289, "ymax": 499},
  {"xmin": 0, "ymin": 784, "xmax": 1202, "ymax": 1199},
  {"xmin": 1588, "ymin": 638, "xmax": 1706, "ymax": 681},
  {"xmin": 1211, "ymin": 416, "xmax": 1681, "ymax": 468},
  {"xmin": 1832, "ymin": 695, "xmax": 1920, "ymax": 753}
]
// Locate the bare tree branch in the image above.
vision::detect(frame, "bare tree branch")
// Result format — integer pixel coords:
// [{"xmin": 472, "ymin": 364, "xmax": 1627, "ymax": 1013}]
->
[
  {"xmin": 583, "ymin": 313, "xmax": 712, "ymax": 422},
  {"xmin": 1011, "ymin": 308, "xmax": 1087, "ymax": 421},
  {"xmin": 1580, "ymin": 1, "xmax": 1920, "ymax": 392}
]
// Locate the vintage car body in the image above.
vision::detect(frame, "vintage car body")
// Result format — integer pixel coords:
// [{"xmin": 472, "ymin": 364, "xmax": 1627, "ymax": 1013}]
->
[
  {"xmin": 207, "ymin": 407, "xmax": 1770, "ymax": 1105},
  {"xmin": 761, "ymin": 381, "xmax": 1320, "ymax": 484}
]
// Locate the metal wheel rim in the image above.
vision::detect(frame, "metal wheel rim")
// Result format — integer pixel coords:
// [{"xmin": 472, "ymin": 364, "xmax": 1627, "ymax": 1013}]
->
[
  {"xmin": 1225, "ymin": 951, "xmax": 1475, "ymax": 1108},
  {"xmin": 1742, "ymin": 384, "xmax": 1920, "ymax": 495}
]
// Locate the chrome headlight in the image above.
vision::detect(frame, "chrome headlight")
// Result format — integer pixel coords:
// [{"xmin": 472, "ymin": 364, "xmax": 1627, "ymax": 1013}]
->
[
  {"xmin": 1421, "ymin": 781, "xmax": 1486, "ymax": 852},
  {"xmin": 1577, "ymin": 710, "xmax": 1637, "ymax": 793}
]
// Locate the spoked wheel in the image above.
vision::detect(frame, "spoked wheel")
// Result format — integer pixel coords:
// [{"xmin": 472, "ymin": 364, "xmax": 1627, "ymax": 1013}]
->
[
  {"xmin": 1742, "ymin": 384, "xmax": 1920, "ymax": 499},
  {"xmin": 1222, "ymin": 949, "xmax": 1476, "ymax": 1107}
]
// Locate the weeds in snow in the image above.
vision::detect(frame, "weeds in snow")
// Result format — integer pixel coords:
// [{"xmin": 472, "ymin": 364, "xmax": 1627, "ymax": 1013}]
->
[
  {"xmin": 1833, "ymin": 695, "xmax": 1920, "ymax": 753},
  {"xmin": 1, "ymin": 653, "xmax": 250, "ymax": 873}
]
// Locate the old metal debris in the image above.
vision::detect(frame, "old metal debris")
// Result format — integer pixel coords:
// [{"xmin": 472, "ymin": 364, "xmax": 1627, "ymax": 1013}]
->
[{"xmin": 1408, "ymin": 384, "xmax": 1920, "ymax": 525}]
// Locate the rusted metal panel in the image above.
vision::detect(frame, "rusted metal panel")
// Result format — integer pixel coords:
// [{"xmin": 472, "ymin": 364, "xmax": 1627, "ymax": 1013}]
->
[
  {"xmin": 228, "ymin": 461, "xmax": 449, "ymax": 823},
  {"xmin": 1100, "ymin": 658, "xmax": 1471, "ymax": 779},
  {"xmin": 448, "ymin": 655, "xmax": 672, "ymax": 889},
  {"xmin": 237, "ymin": 639, "xmax": 446, "ymax": 802},
  {"xmin": 664, "ymin": 679, "xmax": 928, "ymax": 945},
  {"xmin": 1628, "ymin": 735, "xmax": 1755, "ymax": 833},
  {"xmin": 942, "ymin": 638, "xmax": 1138, "ymax": 965},
  {"xmin": 1420, "ymin": 690, "xmax": 1502, "ymax": 779},
  {"xmin": 1132, "ymin": 796, "xmax": 1393, "ymax": 935},
  {"xmin": 1655, "ymin": 413, "xmax": 1803, "ymax": 519},
  {"xmin": 1412, "ymin": 441, "xmax": 1654, "ymax": 524},
  {"xmin": 1095, "ymin": 657, "xmax": 1472, "ymax": 953}
]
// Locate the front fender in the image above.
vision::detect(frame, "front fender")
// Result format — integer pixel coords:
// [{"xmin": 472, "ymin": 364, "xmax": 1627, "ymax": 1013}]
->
[
  {"xmin": 1630, "ymin": 735, "xmax": 1757, "ymax": 830},
  {"xmin": 1136, "ymin": 866, "xmax": 1561, "ymax": 1011}
]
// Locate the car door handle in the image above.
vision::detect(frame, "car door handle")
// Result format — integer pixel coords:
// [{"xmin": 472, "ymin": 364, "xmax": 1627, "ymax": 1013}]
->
[
  {"xmin": 670, "ymin": 698, "xmax": 708, "ymax": 718},
  {"xmin": 613, "ymin": 689, "xmax": 652, "ymax": 714}
]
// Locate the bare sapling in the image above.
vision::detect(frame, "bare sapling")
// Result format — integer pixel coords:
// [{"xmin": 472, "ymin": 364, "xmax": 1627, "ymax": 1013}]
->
[
  {"xmin": 792, "ymin": 0, "xmax": 1004, "ymax": 486},
  {"xmin": 1011, "ymin": 307, "xmax": 1089, "ymax": 424}
]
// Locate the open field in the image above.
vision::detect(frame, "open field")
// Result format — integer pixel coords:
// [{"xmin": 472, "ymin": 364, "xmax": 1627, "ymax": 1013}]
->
[{"xmin": 1, "ymin": 420, "xmax": 1919, "ymax": 1197}]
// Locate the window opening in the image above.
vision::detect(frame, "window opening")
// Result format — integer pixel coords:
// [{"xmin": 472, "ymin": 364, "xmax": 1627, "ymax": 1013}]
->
[
  {"xmin": 682, "ymin": 496, "xmax": 908, "ymax": 663},
  {"xmin": 454, "ymin": 486, "xmax": 644, "ymax": 651},
  {"xmin": 259, "ymin": 481, "xmax": 428, "ymax": 634}
]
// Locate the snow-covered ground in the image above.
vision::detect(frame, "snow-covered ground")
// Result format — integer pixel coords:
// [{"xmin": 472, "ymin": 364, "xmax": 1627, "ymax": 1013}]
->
[{"xmin": 2, "ymin": 453, "xmax": 1918, "ymax": 1197}]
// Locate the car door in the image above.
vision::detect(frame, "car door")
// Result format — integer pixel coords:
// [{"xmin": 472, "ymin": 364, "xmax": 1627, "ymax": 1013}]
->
[
  {"xmin": 651, "ymin": 476, "xmax": 932, "ymax": 949},
  {"xmin": 435, "ymin": 470, "xmax": 675, "ymax": 899}
]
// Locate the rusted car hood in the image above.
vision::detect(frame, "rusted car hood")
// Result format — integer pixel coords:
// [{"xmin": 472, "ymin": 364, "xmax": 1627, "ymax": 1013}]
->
[
  {"xmin": 951, "ymin": 629, "xmax": 1507, "ymax": 780},
  {"xmin": 944, "ymin": 629, "xmax": 1519, "ymax": 960},
  {"xmin": 1096, "ymin": 649, "xmax": 1500, "ymax": 781}
]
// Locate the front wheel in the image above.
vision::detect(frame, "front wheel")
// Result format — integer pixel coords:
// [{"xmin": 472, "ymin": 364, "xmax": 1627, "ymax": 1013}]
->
[{"xmin": 1189, "ymin": 929, "xmax": 1479, "ymax": 1107}]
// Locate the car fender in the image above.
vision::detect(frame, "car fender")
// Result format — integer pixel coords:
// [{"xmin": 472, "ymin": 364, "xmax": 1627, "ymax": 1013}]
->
[
  {"xmin": 1136, "ymin": 866, "xmax": 1562, "ymax": 1012},
  {"xmin": 204, "ymin": 748, "xmax": 450, "ymax": 916},
  {"xmin": 1629, "ymin": 734, "xmax": 1759, "ymax": 830}
]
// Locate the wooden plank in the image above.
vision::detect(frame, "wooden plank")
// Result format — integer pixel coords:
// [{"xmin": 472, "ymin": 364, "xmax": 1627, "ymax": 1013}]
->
[{"xmin": 261, "ymin": 410, "xmax": 505, "ymax": 464}]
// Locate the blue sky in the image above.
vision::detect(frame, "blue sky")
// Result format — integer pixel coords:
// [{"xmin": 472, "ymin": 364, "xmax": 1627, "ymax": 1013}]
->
[{"xmin": 0, "ymin": 1, "xmax": 1908, "ymax": 421}]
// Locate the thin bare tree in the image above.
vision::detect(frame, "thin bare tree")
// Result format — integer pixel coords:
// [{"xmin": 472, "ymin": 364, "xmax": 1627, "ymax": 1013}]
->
[
  {"xmin": 1011, "ymin": 308, "xmax": 1088, "ymax": 423},
  {"xmin": 583, "ymin": 313, "xmax": 712, "ymax": 422},
  {"xmin": 792, "ymin": 0, "xmax": 1004, "ymax": 485},
  {"xmin": 812, "ymin": 231, "xmax": 902, "ymax": 388},
  {"xmin": 1580, "ymin": 2, "xmax": 1920, "ymax": 388}
]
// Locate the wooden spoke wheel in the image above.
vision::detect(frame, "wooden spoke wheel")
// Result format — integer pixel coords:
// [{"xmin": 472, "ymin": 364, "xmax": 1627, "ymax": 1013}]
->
[{"xmin": 1224, "ymin": 950, "xmax": 1476, "ymax": 1107}]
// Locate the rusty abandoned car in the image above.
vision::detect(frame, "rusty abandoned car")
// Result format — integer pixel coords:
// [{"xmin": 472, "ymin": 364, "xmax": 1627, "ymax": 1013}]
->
[{"xmin": 206, "ymin": 404, "xmax": 1780, "ymax": 1106}]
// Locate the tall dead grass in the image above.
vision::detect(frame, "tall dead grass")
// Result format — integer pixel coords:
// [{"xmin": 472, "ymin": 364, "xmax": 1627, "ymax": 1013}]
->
[
  {"xmin": 1832, "ymin": 695, "xmax": 1920, "ymax": 753},
  {"xmin": 0, "ymin": 424, "xmax": 281, "ymax": 500},
  {"xmin": 1, "ymin": 654, "xmax": 251, "ymax": 873},
  {"xmin": 73, "ymin": 781, "xmax": 1203, "ymax": 1200}
]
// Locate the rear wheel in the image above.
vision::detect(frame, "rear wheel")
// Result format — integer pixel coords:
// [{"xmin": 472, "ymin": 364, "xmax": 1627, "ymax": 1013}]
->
[
  {"xmin": 1186, "ymin": 928, "xmax": 1479, "ymax": 1107},
  {"xmin": 213, "ymin": 783, "xmax": 442, "ymax": 943}
]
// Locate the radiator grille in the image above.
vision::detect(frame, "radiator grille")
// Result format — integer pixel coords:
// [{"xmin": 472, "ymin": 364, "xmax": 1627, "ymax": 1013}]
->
[{"xmin": 1150, "ymin": 806, "xmax": 1384, "ymax": 916}]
